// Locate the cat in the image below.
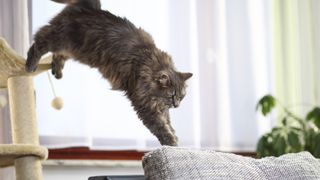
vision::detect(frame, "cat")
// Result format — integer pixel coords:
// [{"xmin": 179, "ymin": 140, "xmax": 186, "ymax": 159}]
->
[{"xmin": 25, "ymin": 0, "xmax": 192, "ymax": 146}]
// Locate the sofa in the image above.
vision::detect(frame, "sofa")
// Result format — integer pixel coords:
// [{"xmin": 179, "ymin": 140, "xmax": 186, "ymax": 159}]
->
[{"xmin": 142, "ymin": 146, "xmax": 320, "ymax": 180}]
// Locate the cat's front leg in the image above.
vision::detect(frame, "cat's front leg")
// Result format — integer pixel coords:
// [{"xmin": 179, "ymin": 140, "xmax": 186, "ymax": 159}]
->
[
  {"xmin": 26, "ymin": 43, "xmax": 48, "ymax": 72},
  {"xmin": 51, "ymin": 54, "xmax": 68, "ymax": 79},
  {"xmin": 163, "ymin": 109, "xmax": 175, "ymax": 134},
  {"xmin": 26, "ymin": 25, "xmax": 54, "ymax": 72},
  {"xmin": 163, "ymin": 110, "xmax": 178, "ymax": 142},
  {"xmin": 139, "ymin": 110, "xmax": 178, "ymax": 146}
]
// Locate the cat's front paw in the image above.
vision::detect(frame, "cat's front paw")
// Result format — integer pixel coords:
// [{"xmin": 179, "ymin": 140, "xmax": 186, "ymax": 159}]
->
[
  {"xmin": 25, "ymin": 44, "xmax": 39, "ymax": 72},
  {"xmin": 161, "ymin": 136, "xmax": 178, "ymax": 146},
  {"xmin": 25, "ymin": 58, "xmax": 38, "ymax": 72},
  {"xmin": 163, "ymin": 141, "xmax": 178, "ymax": 146},
  {"xmin": 168, "ymin": 141, "xmax": 178, "ymax": 146}
]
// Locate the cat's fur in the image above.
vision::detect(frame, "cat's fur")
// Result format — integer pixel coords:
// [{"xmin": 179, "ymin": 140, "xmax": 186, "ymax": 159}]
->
[{"xmin": 26, "ymin": 0, "xmax": 192, "ymax": 146}]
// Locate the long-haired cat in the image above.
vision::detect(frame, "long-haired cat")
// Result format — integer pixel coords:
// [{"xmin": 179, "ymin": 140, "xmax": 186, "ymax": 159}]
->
[{"xmin": 26, "ymin": 0, "xmax": 192, "ymax": 146}]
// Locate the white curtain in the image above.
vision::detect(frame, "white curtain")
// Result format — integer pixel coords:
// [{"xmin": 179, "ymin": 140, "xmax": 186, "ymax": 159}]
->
[
  {"xmin": 0, "ymin": 0, "xmax": 30, "ymax": 179},
  {"xmin": 32, "ymin": 0, "xmax": 273, "ymax": 151},
  {"xmin": 195, "ymin": 0, "xmax": 273, "ymax": 150},
  {"xmin": 0, "ymin": 0, "xmax": 30, "ymax": 143},
  {"xmin": 272, "ymin": 0, "xmax": 320, "ymax": 116}
]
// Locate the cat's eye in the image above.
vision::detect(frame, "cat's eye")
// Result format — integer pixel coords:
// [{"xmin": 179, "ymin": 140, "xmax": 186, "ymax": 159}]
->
[
  {"xmin": 167, "ymin": 90, "xmax": 176, "ymax": 97},
  {"xmin": 161, "ymin": 74, "xmax": 168, "ymax": 80}
]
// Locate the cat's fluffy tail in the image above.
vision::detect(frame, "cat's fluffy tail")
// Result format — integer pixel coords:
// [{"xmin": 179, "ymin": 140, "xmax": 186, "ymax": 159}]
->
[{"xmin": 50, "ymin": 0, "xmax": 101, "ymax": 10}]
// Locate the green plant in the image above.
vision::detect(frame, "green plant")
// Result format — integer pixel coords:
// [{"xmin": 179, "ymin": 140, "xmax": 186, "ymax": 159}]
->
[{"xmin": 256, "ymin": 95, "xmax": 320, "ymax": 158}]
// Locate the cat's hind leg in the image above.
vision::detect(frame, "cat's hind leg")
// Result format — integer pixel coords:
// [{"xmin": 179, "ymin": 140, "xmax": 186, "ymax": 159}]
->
[
  {"xmin": 26, "ymin": 25, "xmax": 55, "ymax": 72},
  {"xmin": 51, "ymin": 54, "xmax": 68, "ymax": 79}
]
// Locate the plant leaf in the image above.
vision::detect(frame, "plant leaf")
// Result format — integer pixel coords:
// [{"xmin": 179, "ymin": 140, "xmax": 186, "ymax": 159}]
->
[
  {"xmin": 257, "ymin": 134, "xmax": 273, "ymax": 158},
  {"xmin": 271, "ymin": 127, "xmax": 282, "ymax": 133},
  {"xmin": 305, "ymin": 128, "xmax": 317, "ymax": 152},
  {"xmin": 256, "ymin": 95, "xmax": 276, "ymax": 116},
  {"xmin": 306, "ymin": 107, "xmax": 320, "ymax": 128},
  {"xmin": 291, "ymin": 127, "xmax": 303, "ymax": 132},
  {"xmin": 281, "ymin": 117, "xmax": 287, "ymax": 126},
  {"xmin": 313, "ymin": 133, "xmax": 320, "ymax": 158},
  {"xmin": 273, "ymin": 133, "xmax": 286, "ymax": 156},
  {"xmin": 287, "ymin": 130, "xmax": 303, "ymax": 152}
]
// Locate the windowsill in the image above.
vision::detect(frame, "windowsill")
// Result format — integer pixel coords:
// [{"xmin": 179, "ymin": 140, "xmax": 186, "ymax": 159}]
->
[
  {"xmin": 48, "ymin": 147, "xmax": 146, "ymax": 160},
  {"xmin": 48, "ymin": 147, "xmax": 257, "ymax": 162},
  {"xmin": 43, "ymin": 159, "xmax": 142, "ymax": 168}
]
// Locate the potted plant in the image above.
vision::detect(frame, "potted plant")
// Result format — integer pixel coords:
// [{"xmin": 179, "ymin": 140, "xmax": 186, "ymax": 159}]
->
[{"xmin": 256, "ymin": 95, "xmax": 320, "ymax": 158}]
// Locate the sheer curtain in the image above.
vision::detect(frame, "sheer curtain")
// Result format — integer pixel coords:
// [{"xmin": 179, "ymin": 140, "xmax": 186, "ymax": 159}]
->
[
  {"xmin": 196, "ymin": 0, "xmax": 273, "ymax": 150},
  {"xmin": 273, "ymin": 0, "xmax": 320, "ymax": 116},
  {"xmin": 0, "ymin": 0, "xmax": 30, "ymax": 144},
  {"xmin": 32, "ymin": 0, "xmax": 274, "ymax": 151},
  {"xmin": 0, "ymin": 0, "xmax": 30, "ymax": 179}
]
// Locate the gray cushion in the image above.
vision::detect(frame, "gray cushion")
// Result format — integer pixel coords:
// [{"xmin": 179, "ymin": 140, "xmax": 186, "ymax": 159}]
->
[{"xmin": 142, "ymin": 146, "xmax": 320, "ymax": 180}]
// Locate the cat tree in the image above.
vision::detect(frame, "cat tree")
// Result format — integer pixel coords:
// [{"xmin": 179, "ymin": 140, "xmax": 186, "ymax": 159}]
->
[{"xmin": 0, "ymin": 37, "xmax": 51, "ymax": 180}]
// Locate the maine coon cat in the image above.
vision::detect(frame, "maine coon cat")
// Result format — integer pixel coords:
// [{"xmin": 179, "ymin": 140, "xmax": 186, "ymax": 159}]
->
[{"xmin": 25, "ymin": 0, "xmax": 192, "ymax": 146}]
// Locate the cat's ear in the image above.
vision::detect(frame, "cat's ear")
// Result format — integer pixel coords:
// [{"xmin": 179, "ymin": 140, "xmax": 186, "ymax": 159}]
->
[
  {"xmin": 156, "ymin": 72, "xmax": 170, "ymax": 87},
  {"xmin": 179, "ymin": 72, "xmax": 193, "ymax": 81}
]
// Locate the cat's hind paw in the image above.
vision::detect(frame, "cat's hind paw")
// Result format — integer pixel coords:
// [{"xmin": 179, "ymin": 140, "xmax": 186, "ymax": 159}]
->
[
  {"xmin": 51, "ymin": 54, "xmax": 67, "ymax": 79},
  {"xmin": 51, "ymin": 62, "xmax": 63, "ymax": 79}
]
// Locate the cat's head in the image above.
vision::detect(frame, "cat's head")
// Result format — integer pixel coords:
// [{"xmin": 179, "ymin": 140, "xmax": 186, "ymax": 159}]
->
[
  {"xmin": 142, "ymin": 50, "xmax": 192, "ymax": 109},
  {"xmin": 133, "ymin": 48, "xmax": 192, "ymax": 110},
  {"xmin": 153, "ymin": 70, "xmax": 192, "ymax": 108}
]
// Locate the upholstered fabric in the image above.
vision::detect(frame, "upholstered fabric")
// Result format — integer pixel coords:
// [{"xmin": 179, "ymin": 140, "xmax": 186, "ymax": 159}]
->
[{"xmin": 142, "ymin": 146, "xmax": 320, "ymax": 180}]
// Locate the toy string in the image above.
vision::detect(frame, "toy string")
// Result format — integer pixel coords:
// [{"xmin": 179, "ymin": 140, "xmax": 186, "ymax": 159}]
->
[{"xmin": 47, "ymin": 71, "xmax": 57, "ymax": 98}]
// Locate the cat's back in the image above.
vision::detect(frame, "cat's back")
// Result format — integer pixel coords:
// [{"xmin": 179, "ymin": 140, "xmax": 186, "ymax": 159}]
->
[{"xmin": 49, "ymin": 5, "xmax": 135, "ymax": 33}]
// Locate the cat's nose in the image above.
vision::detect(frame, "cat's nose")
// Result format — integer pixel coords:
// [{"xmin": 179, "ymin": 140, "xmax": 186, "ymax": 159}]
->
[{"xmin": 173, "ymin": 101, "xmax": 179, "ymax": 108}]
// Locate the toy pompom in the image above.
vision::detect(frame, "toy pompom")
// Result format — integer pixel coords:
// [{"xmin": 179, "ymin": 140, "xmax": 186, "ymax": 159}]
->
[
  {"xmin": 51, "ymin": 97, "xmax": 64, "ymax": 110},
  {"xmin": 0, "ymin": 95, "xmax": 7, "ymax": 108}
]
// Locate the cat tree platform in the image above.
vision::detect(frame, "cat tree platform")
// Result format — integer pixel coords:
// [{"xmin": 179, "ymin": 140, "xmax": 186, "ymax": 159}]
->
[
  {"xmin": 0, "ymin": 144, "xmax": 47, "ymax": 167},
  {"xmin": 0, "ymin": 37, "xmax": 52, "ymax": 180}
]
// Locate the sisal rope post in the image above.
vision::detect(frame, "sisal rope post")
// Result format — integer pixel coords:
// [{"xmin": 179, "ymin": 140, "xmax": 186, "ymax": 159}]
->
[{"xmin": 7, "ymin": 76, "xmax": 43, "ymax": 180}]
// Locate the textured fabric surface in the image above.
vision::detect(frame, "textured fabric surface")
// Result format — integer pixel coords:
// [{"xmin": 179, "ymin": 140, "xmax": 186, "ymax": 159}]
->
[
  {"xmin": 0, "ymin": 144, "xmax": 48, "ymax": 167},
  {"xmin": 142, "ymin": 146, "xmax": 320, "ymax": 180}
]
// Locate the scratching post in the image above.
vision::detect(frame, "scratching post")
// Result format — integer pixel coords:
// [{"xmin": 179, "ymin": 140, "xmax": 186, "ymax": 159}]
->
[
  {"xmin": 0, "ymin": 37, "xmax": 51, "ymax": 180},
  {"xmin": 8, "ymin": 77, "xmax": 38, "ymax": 144},
  {"xmin": 15, "ymin": 156, "xmax": 42, "ymax": 180},
  {"xmin": 8, "ymin": 76, "xmax": 42, "ymax": 180}
]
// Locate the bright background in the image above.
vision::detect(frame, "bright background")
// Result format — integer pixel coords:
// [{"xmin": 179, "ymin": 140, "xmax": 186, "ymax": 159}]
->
[
  {"xmin": 1, "ymin": 0, "xmax": 320, "ymax": 153},
  {"xmin": 1, "ymin": 0, "xmax": 320, "ymax": 179},
  {"xmin": 31, "ymin": 0, "xmax": 320, "ymax": 152}
]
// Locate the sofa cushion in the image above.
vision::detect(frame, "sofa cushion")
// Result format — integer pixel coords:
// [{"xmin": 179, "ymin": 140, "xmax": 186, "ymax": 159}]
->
[{"xmin": 142, "ymin": 146, "xmax": 320, "ymax": 180}]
